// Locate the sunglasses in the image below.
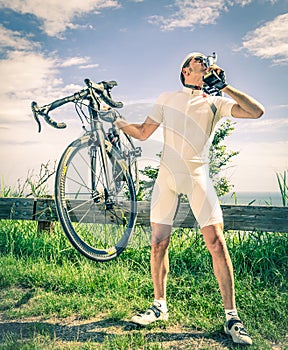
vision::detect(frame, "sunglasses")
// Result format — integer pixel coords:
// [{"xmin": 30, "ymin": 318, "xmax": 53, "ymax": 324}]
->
[{"xmin": 193, "ymin": 55, "xmax": 206, "ymax": 63}]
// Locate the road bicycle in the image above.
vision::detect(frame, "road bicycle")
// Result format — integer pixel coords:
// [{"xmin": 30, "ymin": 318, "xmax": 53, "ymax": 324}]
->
[{"xmin": 31, "ymin": 79, "xmax": 142, "ymax": 262}]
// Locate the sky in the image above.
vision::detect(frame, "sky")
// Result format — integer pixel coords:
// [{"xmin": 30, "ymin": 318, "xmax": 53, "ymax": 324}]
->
[{"xmin": 0, "ymin": 0, "xmax": 287, "ymax": 196}]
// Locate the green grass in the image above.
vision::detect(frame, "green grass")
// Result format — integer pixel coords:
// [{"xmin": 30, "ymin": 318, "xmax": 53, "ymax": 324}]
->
[{"xmin": 0, "ymin": 220, "xmax": 287, "ymax": 349}]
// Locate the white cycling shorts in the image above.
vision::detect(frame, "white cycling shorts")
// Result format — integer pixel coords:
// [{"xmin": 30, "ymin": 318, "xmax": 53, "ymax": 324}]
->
[{"xmin": 150, "ymin": 161, "xmax": 223, "ymax": 230}]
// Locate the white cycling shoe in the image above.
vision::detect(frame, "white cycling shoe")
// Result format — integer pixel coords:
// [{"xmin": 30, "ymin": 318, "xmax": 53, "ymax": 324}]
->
[
  {"xmin": 131, "ymin": 304, "xmax": 169, "ymax": 326},
  {"xmin": 224, "ymin": 318, "xmax": 252, "ymax": 345}
]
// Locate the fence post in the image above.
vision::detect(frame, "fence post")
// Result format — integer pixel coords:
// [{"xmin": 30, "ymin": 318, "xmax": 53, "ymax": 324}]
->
[{"xmin": 34, "ymin": 196, "xmax": 57, "ymax": 234}]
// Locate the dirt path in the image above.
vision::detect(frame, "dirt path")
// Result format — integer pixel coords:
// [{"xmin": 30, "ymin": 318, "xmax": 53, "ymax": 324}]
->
[
  {"xmin": 1, "ymin": 314, "xmax": 285, "ymax": 349},
  {"xmin": 0, "ymin": 314, "xmax": 240, "ymax": 349}
]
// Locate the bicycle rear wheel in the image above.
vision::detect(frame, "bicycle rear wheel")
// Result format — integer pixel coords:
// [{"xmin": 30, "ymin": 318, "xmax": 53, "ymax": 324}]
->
[{"xmin": 55, "ymin": 134, "xmax": 137, "ymax": 262}]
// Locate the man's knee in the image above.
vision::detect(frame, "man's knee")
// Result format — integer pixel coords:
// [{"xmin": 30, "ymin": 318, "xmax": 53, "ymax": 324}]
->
[
  {"xmin": 202, "ymin": 224, "xmax": 227, "ymax": 256},
  {"xmin": 207, "ymin": 236, "xmax": 227, "ymax": 257},
  {"xmin": 151, "ymin": 223, "xmax": 172, "ymax": 249}
]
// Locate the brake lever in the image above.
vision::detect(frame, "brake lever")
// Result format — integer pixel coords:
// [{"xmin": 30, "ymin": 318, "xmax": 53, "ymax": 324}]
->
[
  {"xmin": 85, "ymin": 79, "xmax": 123, "ymax": 108},
  {"xmin": 31, "ymin": 101, "xmax": 67, "ymax": 132},
  {"xmin": 31, "ymin": 101, "xmax": 42, "ymax": 133}
]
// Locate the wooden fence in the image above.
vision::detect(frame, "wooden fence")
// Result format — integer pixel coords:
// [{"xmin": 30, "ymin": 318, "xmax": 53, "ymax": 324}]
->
[{"xmin": 0, "ymin": 197, "xmax": 287, "ymax": 232}]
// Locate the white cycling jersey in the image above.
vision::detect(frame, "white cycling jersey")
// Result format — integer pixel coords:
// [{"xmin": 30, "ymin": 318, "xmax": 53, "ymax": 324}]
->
[{"xmin": 149, "ymin": 87, "xmax": 235, "ymax": 231}]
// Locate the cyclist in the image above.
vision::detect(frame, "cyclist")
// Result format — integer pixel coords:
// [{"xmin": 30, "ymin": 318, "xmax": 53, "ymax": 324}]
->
[{"xmin": 114, "ymin": 52, "xmax": 264, "ymax": 345}]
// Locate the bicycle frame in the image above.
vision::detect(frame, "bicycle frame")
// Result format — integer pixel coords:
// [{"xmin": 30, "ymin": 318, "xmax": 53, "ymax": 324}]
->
[
  {"xmin": 31, "ymin": 78, "xmax": 140, "ymax": 202},
  {"xmin": 87, "ymin": 87, "xmax": 113, "ymax": 202}
]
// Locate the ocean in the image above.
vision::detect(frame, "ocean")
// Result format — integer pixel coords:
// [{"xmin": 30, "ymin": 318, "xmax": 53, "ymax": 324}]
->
[{"xmin": 220, "ymin": 192, "xmax": 284, "ymax": 207}]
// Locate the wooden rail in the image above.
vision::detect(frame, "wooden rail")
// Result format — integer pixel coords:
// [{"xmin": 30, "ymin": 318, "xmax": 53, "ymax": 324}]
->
[{"xmin": 0, "ymin": 197, "xmax": 287, "ymax": 232}]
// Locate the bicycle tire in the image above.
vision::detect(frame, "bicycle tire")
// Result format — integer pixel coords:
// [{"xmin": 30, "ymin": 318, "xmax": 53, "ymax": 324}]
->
[{"xmin": 55, "ymin": 134, "xmax": 137, "ymax": 262}]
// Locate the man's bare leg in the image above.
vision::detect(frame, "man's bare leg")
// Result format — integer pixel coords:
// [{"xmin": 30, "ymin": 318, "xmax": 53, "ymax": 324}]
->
[
  {"xmin": 201, "ymin": 223, "xmax": 235, "ymax": 309},
  {"xmin": 151, "ymin": 223, "xmax": 172, "ymax": 300},
  {"xmin": 201, "ymin": 224, "xmax": 253, "ymax": 345},
  {"xmin": 130, "ymin": 223, "xmax": 171, "ymax": 325}
]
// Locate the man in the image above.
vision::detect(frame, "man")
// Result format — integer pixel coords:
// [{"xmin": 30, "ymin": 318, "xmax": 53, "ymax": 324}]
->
[{"xmin": 114, "ymin": 52, "xmax": 264, "ymax": 345}]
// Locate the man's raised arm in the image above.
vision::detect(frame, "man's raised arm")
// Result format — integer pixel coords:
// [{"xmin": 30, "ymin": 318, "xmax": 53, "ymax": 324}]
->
[{"xmin": 223, "ymin": 85, "xmax": 265, "ymax": 119}]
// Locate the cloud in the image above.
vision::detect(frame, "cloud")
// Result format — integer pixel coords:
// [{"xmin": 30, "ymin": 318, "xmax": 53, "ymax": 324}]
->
[
  {"xmin": 148, "ymin": 1, "xmax": 287, "ymax": 66},
  {"xmin": 1, "ymin": 0, "xmax": 121, "ymax": 37},
  {"xmin": 0, "ymin": 20, "xmax": 63, "ymax": 114},
  {"xmin": 147, "ymin": 0, "xmax": 280, "ymax": 32},
  {"xmin": 79, "ymin": 64, "xmax": 100, "ymax": 69},
  {"xmin": 270, "ymin": 104, "xmax": 288, "ymax": 110},
  {"xmin": 240, "ymin": 13, "xmax": 288, "ymax": 64},
  {"xmin": 60, "ymin": 57, "xmax": 100, "ymax": 69},
  {"xmin": 147, "ymin": 0, "xmax": 227, "ymax": 31},
  {"xmin": 0, "ymin": 51, "xmax": 59, "ymax": 95},
  {"xmin": 234, "ymin": 117, "xmax": 288, "ymax": 135},
  {"xmin": 0, "ymin": 59, "xmax": 54, "ymax": 123},
  {"xmin": 62, "ymin": 84, "xmax": 84, "ymax": 93},
  {"xmin": 0, "ymin": 48, "xmax": 65, "ymax": 126},
  {"xmin": 0, "ymin": 25, "xmax": 40, "ymax": 51},
  {"xmin": 0, "ymin": 25, "xmax": 94, "ymax": 125},
  {"xmin": 60, "ymin": 57, "xmax": 91, "ymax": 67}
]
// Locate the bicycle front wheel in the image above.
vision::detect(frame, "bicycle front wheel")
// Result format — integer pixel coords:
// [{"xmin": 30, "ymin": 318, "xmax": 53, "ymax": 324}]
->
[{"xmin": 55, "ymin": 134, "xmax": 137, "ymax": 262}]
